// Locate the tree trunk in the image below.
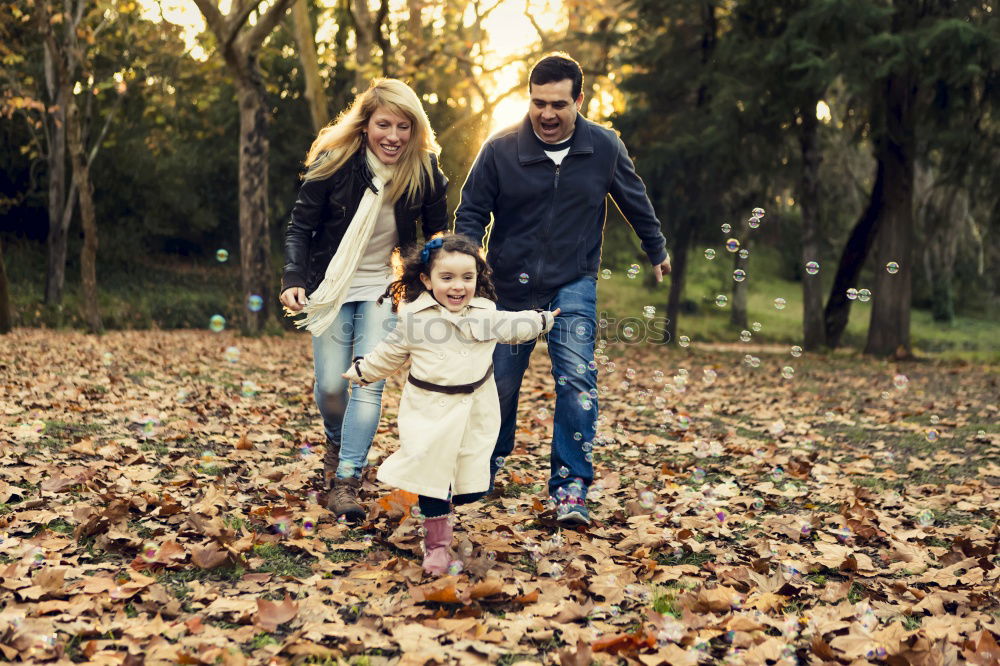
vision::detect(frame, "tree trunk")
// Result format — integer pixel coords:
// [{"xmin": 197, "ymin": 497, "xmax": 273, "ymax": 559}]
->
[
  {"xmin": 0, "ymin": 237, "xmax": 12, "ymax": 334},
  {"xmin": 42, "ymin": 33, "xmax": 70, "ymax": 305},
  {"xmin": 798, "ymin": 105, "xmax": 825, "ymax": 350},
  {"xmin": 237, "ymin": 76, "xmax": 274, "ymax": 334},
  {"xmin": 864, "ymin": 68, "xmax": 916, "ymax": 358},
  {"xmin": 823, "ymin": 159, "xmax": 885, "ymax": 348},
  {"xmin": 664, "ymin": 218, "xmax": 693, "ymax": 344},
  {"xmin": 290, "ymin": 0, "xmax": 327, "ymax": 133},
  {"xmin": 730, "ymin": 215, "xmax": 749, "ymax": 330},
  {"xmin": 66, "ymin": 99, "xmax": 101, "ymax": 333},
  {"xmin": 352, "ymin": 0, "xmax": 373, "ymax": 90}
]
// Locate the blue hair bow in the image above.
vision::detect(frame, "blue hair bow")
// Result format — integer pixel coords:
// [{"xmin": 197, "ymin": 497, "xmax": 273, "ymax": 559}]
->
[{"xmin": 420, "ymin": 237, "xmax": 444, "ymax": 265}]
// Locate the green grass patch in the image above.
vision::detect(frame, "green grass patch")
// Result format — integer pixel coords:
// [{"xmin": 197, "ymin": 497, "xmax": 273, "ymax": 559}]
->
[{"xmin": 251, "ymin": 543, "xmax": 315, "ymax": 578}]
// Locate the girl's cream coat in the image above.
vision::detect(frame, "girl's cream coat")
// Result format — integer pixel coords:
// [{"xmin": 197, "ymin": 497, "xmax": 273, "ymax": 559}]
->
[{"xmin": 346, "ymin": 291, "xmax": 554, "ymax": 499}]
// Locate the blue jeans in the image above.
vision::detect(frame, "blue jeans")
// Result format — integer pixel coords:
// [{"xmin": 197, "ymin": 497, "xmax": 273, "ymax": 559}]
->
[
  {"xmin": 491, "ymin": 276, "xmax": 598, "ymax": 498},
  {"xmin": 312, "ymin": 299, "xmax": 396, "ymax": 479}
]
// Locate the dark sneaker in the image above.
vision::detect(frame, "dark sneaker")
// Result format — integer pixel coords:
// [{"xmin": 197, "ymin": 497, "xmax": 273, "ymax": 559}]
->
[{"xmin": 556, "ymin": 502, "xmax": 591, "ymax": 526}]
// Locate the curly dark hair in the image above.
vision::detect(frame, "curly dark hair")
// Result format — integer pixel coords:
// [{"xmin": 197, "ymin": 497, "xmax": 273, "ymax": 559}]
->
[{"xmin": 378, "ymin": 233, "xmax": 497, "ymax": 312}]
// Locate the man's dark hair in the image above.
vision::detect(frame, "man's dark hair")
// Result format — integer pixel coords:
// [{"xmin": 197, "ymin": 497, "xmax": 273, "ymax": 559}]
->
[{"xmin": 529, "ymin": 53, "xmax": 583, "ymax": 100}]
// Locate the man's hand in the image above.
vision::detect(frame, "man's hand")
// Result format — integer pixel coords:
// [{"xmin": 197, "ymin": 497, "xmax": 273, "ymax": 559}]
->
[
  {"xmin": 279, "ymin": 287, "xmax": 307, "ymax": 312},
  {"xmin": 652, "ymin": 255, "xmax": 673, "ymax": 283}
]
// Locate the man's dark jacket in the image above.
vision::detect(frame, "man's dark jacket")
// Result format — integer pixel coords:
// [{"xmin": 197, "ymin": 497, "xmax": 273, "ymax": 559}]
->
[
  {"xmin": 282, "ymin": 149, "xmax": 448, "ymax": 295},
  {"xmin": 454, "ymin": 114, "xmax": 667, "ymax": 310}
]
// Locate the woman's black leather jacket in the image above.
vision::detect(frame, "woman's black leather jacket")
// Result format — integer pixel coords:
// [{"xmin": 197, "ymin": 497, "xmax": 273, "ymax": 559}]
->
[{"xmin": 282, "ymin": 148, "xmax": 448, "ymax": 294}]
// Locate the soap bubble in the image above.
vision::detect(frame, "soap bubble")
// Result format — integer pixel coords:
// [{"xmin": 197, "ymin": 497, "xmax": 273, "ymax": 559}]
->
[
  {"xmin": 925, "ymin": 429, "xmax": 939, "ymax": 442},
  {"xmin": 558, "ymin": 466, "xmax": 569, "ymax": 478},
  {"xmin": 216, "ymin": 248, "xmax": 229, "ymax": 262},
  {"xmin": 622, "ymin": 325, "xmax": 636, "ymax": 339},
  {"xmin": 773, "ymin": 297, "xmax": 787, "ymax": 310},
  {"xmin": 790, "ymin": 345, "xmax": 802, "ymax": 357},
  {"xmin": 224, "ymin": 346, "xmax": 240, "ymax": 363},
  {"xmin": 537, "ymin": 407, "xmax": 550, "ymax": 420},
  {"xmin": 751, "ymin": 321, "xmax": 762, "ymax": 332},
  {"xmin": 721, "ymin": 223, "xmax": 732, "ymax": 234},
  {"xmin": 738, "ymin": 248, "xmax": 749, "ymax": 259},
  {"xmin": 557, "ymin": 375, "xmax": 567, "ymax": 386},
  {"xmin": 691, "ymin": 468, "xmax": 706, "ymax": 483},
  {"xmin": 625, "ymin": 368, "xmax": 636, "ymax": 379},
  {"xmin": 102, "ymin": 351, "xmax": 114, "ymax": 366},
  {"xmin": 643, "ymin": 305, "xmax": 656, "ymax": 319},
  {"xmin": 518, "ymin": 272, "xmax": 529, "ymax": 284},
  {"xmin": 302, "ymin": 519, "xmax": 315, "ymax": 535},
  {"xmin": 678, "ymin": 336, "xmax": 690, "ymax": 348},
  {"xmin": 601, "ymin": 268, "xmax": 611, "ymax": 279},
  {"xmin": 209, "ymin": 314, "xmax": 226, "ymax": 332},
  {"xmin": 857, "ymin": 288, "xmax": 871, "ymax": 302},
  {"xmin": 584, "ymin": 452, "xmax": 593, "ymax": 463},
  {"xmin": 725, "ymin": 239, "xmax": 740, "ymax": 253},
  {"xmin": 740, "ymin": 330, "xmax": 752, "ymax": 342},
  {"xmin": 916, "ymin": 509, "xmax": 934, "ymax": 526},
  {"xmin": 886, "ymin": 261, "xmax": 900, "ymax": 274},
  {"xmin": 733, "ymin": 269, "xmax": 747, "ymax": 282},
  {"xmin": 805, "ymin": 261, "xmax": 820, "ymax": 275},
  {"xmin": 846, "ymin": 288, "xmax": 858, "ymax": 300},
  {"xmin": 752, "ymin": 207, "xmax": 765, "ymax": 218},
  {"xmin": 447, "ymin": 560, "xmax": 463, "ymax": 575},
  {"xmin": 575, "ymin": 363, "xmax": 586, "ymax": 375},
  {"xmin": 748, "ymin": 216, "xmax": 760, "ymax": 229},
  {"xmin": 781, "ymin": 366, "xmax": 794, "ymax": 379},
  {"xmin": 702, "ymin": 369, "xmax": 717, "ymax": 385},
  {"xmin": 752, "ymin": 498, "xmax": 765, "ymax": 511},
  {"xmin": 247, "ymin": 294, "xmax": 264, "ymax": 312},
  {"xmin": 141, "ymin": 542, "xmax": 159, "ymax": 562},
  {"xmin": 893, "ymin": 374, "xmax": 909, "ymax": 390},
  {"xmin": 639, "ymin": 491, "xmax": 656, "ymax": 508},
  {"xmin": 494, "ymin": 456, "xmax": 505, "ymax": 469},
  {"xmin": 704, "ymin": 248, "xmax": 716, "ymax": 260},
  {"xmin": 142, "ymin": 418, "xmax": 158, "ymax": 437},
  {"xmin": 770, "ymin": 466, "xmax": 784, "ymax": 482},
  {"xmin": 241, "ymin": 380, "xmax": 258, "ymax": 397},
  {"xmin": 630, "ymin": 263, "xmax": 641, "ymax": 273},
  {"xmin": 930, "ymin": 414, "xmax": 940, "ymax": 424},
  {"xmin": 676, "ymin": 415, "xmax": 691, "ymax": 430},
  {"xmin": 715, "ymin": 294, "xmax": 728, "ymax": 307}
]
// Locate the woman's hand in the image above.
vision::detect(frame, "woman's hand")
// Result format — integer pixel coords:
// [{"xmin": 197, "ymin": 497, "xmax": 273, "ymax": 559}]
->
[
  {"xmin": 341, "ymin": 370, "xmax": 356, "ymax": 382},
  {"xmin": 279, "ymin": 287, "xmax": 307, "ymax": 312}
]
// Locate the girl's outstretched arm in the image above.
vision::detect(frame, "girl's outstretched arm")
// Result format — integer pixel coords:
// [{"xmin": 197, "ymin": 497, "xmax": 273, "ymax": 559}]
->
[
  {"xmin": 489, "ymin": 307, "xmax": 560, "ymax": 345},
  {"xmin": 342, "ymin": 320, "xmax": 411, "ymax": 385}
]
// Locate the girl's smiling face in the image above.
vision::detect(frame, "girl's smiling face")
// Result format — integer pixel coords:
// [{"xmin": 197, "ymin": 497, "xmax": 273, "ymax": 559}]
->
[{"xmin": 420, "ymin": 250, "xmax": 477, "ymax": 312}]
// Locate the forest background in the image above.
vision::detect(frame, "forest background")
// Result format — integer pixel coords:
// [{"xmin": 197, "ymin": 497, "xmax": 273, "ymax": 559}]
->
[{"xmin": 1, "ymin": 0, "xmax": 998, "ymax": 359}]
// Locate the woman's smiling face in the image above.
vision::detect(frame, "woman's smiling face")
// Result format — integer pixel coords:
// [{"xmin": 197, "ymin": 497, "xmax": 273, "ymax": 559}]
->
[{"xmin": 366, "ymin": 107, "xmax": 411, "ymax": 165}]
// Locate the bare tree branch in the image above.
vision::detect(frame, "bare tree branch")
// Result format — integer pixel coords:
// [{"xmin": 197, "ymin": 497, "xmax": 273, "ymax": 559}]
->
[{"xmin": 244, "ymin": 0, "xmax": 296, "ymax": 51}]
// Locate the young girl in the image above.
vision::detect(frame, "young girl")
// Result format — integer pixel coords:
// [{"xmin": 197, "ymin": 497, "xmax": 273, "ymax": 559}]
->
[{"xmin": 342, "ymin": 233, "xmax": 559, "ymax": 574}]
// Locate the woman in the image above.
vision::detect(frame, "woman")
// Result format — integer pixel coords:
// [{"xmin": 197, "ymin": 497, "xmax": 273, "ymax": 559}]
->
[{"xmin": 280, "ymin": 78, "xmax": 448, "ymax": 522}]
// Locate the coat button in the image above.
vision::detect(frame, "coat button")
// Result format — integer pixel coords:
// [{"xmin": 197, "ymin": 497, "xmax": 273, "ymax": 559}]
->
[
  {"xmin": 460, "ymin": 350, "xmax": 469, "ymax": 356},
  {"xmin": 439, "ymin": 398, "xmax": 446, "ymax": 406},
  {"xmin": 461, "ymin": 397, "xmax": 470, "ymax": 404},
  {"xmin": 438, "ymin": 352, "xmax": 445, "ymax": 359}
]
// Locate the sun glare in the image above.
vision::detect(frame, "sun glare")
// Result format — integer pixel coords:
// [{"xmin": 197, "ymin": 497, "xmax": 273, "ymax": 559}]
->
[{"xmin": 138, "ymin": 0, "xmax": 563, "ymax": 122}]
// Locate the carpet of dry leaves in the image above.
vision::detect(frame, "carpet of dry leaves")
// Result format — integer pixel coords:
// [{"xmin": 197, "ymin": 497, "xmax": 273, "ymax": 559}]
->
[{"xmin": 1, "ymin": 328, "xmax": 999, "ymax": 665}]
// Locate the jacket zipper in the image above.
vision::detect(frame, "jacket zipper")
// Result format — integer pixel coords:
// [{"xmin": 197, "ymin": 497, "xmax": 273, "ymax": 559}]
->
[{"xmin": 534, "ymin": 162, "xmax": 561, "ymax": 302}]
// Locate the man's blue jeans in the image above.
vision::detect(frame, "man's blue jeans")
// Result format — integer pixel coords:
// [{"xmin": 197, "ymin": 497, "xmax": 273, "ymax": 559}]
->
[
  {"xmin": 491, "ymin": 276, "xmax": 598, "ymax": 497},
  {"xmin": 312, "ymin": 298, "xmax": 396, "ymax": 479}
]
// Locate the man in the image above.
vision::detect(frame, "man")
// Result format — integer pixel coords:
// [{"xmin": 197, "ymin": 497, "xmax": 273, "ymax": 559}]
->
[{"xmin": 454, "ymin": 53, "xmax": 671, "ymax": 526}]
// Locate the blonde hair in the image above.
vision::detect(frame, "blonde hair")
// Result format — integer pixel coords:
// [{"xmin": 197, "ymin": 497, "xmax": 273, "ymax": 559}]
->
[{"xmin": 303, "ymin": 79, "xmax": 440, "ymax": 204}]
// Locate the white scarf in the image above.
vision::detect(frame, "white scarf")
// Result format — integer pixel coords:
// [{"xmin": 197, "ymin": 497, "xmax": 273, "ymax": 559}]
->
[{"xmin": 294, "ymin": 149, "xmax": 396, "ymax": 337}]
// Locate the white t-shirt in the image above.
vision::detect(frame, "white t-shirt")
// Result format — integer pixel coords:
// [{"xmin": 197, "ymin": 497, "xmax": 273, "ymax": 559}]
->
[
  {"xmin": 346, "ymin": 198, "xmax": 397, "ymax": 302},
  {"xmin": 535, "ymin": 130, "xmax": 574, "ymax": 165}
]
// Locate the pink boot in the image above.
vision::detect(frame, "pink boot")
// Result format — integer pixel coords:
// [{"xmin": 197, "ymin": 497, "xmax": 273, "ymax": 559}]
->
[{"xmin": 422, "ymin": 515, "xmax": 453, "ymax": 575}]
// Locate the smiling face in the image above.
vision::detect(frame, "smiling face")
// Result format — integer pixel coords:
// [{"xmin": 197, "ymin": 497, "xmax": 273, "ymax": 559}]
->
[
  {"xmin": 365, "ymin": 107, "xmax": 411, "ymax": 164},
  {"xmin": 420, "ymin": 251, "xmax": 478, "ymax": 312},
  {"xmin": 528, "ymin": 79, "xmax": 583, "ymax": 144}
]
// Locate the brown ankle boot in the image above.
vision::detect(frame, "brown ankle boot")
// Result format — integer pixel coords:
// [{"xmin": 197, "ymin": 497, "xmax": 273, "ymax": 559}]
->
[
  {"xmin": 326, "ymin": 476, "xmax": 365, "ymax": 522},
  {"xmin": 322, "ymin": 439, "xmax": 340, "ymax": 489}
]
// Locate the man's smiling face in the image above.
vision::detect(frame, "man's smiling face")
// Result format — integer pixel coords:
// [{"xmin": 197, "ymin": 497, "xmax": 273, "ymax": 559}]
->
[{"xmin": 528, "ymin": 79, "xmax": 582, "ymax": 144}]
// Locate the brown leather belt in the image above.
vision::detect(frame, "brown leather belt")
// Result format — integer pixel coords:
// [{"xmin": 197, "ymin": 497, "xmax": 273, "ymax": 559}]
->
[{"xmin": 407, "ymin": 364, "xmax": 494, "ymax": 394}]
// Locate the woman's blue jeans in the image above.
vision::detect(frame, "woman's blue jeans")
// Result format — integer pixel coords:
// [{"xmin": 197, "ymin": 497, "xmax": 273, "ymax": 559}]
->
[
  {"xmin": 490, "ymin": 276, "xmax": 598, "ymax": 498},
  {"xmin": 312, "ymin": 299, "xmax": 396, "ymax": 479}
]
